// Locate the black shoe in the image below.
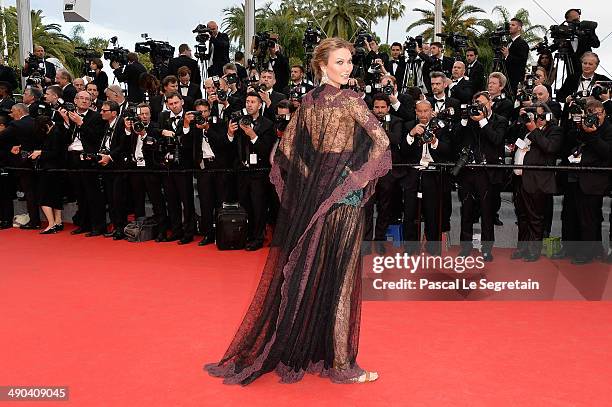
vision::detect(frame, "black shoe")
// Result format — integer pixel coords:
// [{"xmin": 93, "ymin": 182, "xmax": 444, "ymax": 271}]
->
[
  {"xmin": 511, "ymin": 250, "xmax": 526, "ymax": 260},
  {"xmin": 178, "ymin": 236, "xmax": 193, "ymax": 245},
  {"xmin": 71, "ymin": 227, "xmax": 91, "ymax": 235},
  {"xmin": 523, "ymin": 253, "xmax": 540, "ymax": 262},
  {"xmin": 20, "ymin": 222, "xmax": 41, "ymax": 230},
  {"xmin": 571, "ymin": 256, "xmax": 592, "ymax": 265},
  {"xmin": 55, "ymin": 223, "xmax": 64, "ymax": 231},
  {"xmin": 113, "ymin": 231, "xmax": 126, "ymax": 240},
  {"xmin": 0, "ymin": 221, "xmax": 11, "ymax": 229},
  {"xmin": 198, "ymin": 235, "xmax": 215, "ymax": 246},
  {"xmin": 166, "ymin": 233, "xmax": 182, "ymax": 242},
  {"xmin": 482, "ymin": 251, "xmax": 494, "ymax": 262},
  {"xmin": 494, "ymin": 216, "xmax": 503, "ymax": 226},
  {"xmin": 39, "ymin": 227, "xmax": 58, "ymax": 234},
  {"xmin": 104, "ymin": 231, "xmax": 115, "ymax": 238},
  {"xmin": 245, "ymin": 240, "xmax": 264, "ymax": 251},
  {"xmin": 85, "ymin": 230, "xmax": 104, "ymax": 237}
]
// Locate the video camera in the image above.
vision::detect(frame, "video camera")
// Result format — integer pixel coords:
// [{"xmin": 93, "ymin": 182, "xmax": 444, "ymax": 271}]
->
[
  {"xmin": 530, "ymin": 36, "xmax": 551, "ymax": 55},
  {"xmin": 193, "ymin": 24, "xmax": 213, "ymax": 43},
  {"xmin": 488, "ymin": 23, "xmax": 511, "ymax": 53},
  {"xmin": 25, "ymin": 72, "xmax": 44, "ymax": 87},
  {"xmin": 591, "ymin": 81, "xmax": 612, "ymax": 100},
  {"xmin": 550, "ymin": 20, "xmax": 597, "ymax": 41},
  {"xmin": 354, "ymin": 28, "xmax": 373, "ymax": 57},
  {"xmin": 303, "ymin": 21, "xmax": 322, "ymax": 53},
  {"xmin": 437, "ymin": 32, "xmax": 468, "ymax": 53},
  {"xmin": 74, "ymin": 47, "xmax": 101, "ymax": 60},
  {"xmin": 103, "ymin": 36, "xmax": 130, "ymax": 66},
  {"xmin": 23, "ymin": 52, "xmax": 45, "ymax": 76},
  {"xmin": 135, "ymin": 37, "xmax": 175, "ymax": 60},
  {"xmin": 404, "ymin": 35, "xmax": 423, "ymax": 61}
]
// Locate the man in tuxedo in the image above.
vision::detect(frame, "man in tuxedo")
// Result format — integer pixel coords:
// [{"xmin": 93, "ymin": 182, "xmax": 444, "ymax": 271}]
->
[
  {"xmin": 378, "ymin": 74, "xmax": 416, "ymax": 123},
  {"xmin": 233, "ymin": 51, "xmax": 248, "ymax": 85},
  {"xmin": 73, "ymin": 78, "xmax": 86, "ymax": 93},
  {"xmin": 21, "ymin": 86, "xmax": 42, "ymax": 117},
  {"xmin": 501, "ymin": 18, "xmax": 529, "ymax": 96},
  {"xmin": 5, "ymin": 104, "xmax": 40, "ymax": 229},
  {"xmin": 0, "ymin": 56, "xmax": 18, "ymax": 92},
  {"xmin": 384, "ymin": 42, "xmax": 406, "ymax": 89},
  {"xmin": 185, "ymin": 99, "xmax": 235, "ymax": 246},
  {"xmin": 266, "ymin": 43, "xmax": 290, "ymax": 93},
  {"xmin": 465, "ymin": 47, "xmax": 486, "ymax": 93},
  {"xmin": 228, "ymin": 92, "xmax": 275, "ymax": 251},
  {"xmin": 168, "ymin": 44, "xmax": 201, "ymax": 86},
  {"xmin": 156, "ymin": 91, "xmax": 196, "ymax": 244},
  {"xmin": 104, "ymin": 84, "xmax": 129, "ymax": 116},
  {"xmin": 112, "ymin": 52, "xmax": 147, "ymax": 103},
  {"xmin": 121, "ymin": 103, "xmax": 167, "ymax": 233},
  {"xmin": 364, "ymin": 93, "xmax": 405, "ymax": 241},
  {"xmin": 561, "ymin": 9, "xmax": 601, "ymax": 76},
  {"xmin": 177, "ymin": 66, "xmax": 203, "ymax": 101},
  {"xmin": 427, "ymin": 71, "xmax": 461, "ymax": 171},
  {"xmin": 150, "ymin": 76, "xmax": 194, "ymax": 122},
  {"xmin": 207, "ymin": 21, "xmax": 231, "ymax": 77},
  {"xmin": 281, "ymin": 65, "xmax": 314, "ymax": 98},
  {"xmin": 420, "ymin": 41, "xmax": 454, "ymax": 95},
  {"xmin": 524, "ymin": 85, "xmax": 563, "ymax": 120},
  {"xmin": 0, "ymin": 82, "xmax": 15, "ymax": 112},
  {"xmin": 456, "ymin": 91, "xmax": 508, "ymax": 261},
  {"xmin": 58, "ymin": 91, "xmax": 105, "ymax": 235},
  {"xmin": 511, "ymin": 103, "xmax": 562, "ymax": 261},
  {"xmin": 557, "ymin": 99, "xmax": 612, "ymax": 264},
  {"xmin": 55, "ymin": 69, "xmax": 77, "ymax": 103},
  {"xmin": 204, "ymin": 77, "xmax": 242, "ymax": 123},
  {"xmin": 488, "ymin": 72, "xmax": 514, "ymax": 122},
  {"xmin": 448, "ymin": 61, "xmax": 474, "ymax": 105},
  {"xmin": 22, "ymin": 45, "xmax": 56, "ymax": 86},
  {"xmin": 556, "ymin": 52, "xmax": 610, "ymax": 103},
  {"xmin": 250, "ymin": 69, "xmax": 286, "ymax": 121},
  {"xmin": 0, "ymin": 115, "xmax": 16, "ymax": 229},
  {"xmin": 86, "ymin": 82, "xmax": 104, "ymax": 112},
  {"xmin": 400, "ymin": 100, "xmax": 453, "ymax": 255}
]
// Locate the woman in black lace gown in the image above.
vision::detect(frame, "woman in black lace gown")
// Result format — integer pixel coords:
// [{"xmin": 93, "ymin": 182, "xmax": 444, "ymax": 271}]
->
[{"xmin": 205, "ymin": 38, "xmax": 391, "ymax": 385}]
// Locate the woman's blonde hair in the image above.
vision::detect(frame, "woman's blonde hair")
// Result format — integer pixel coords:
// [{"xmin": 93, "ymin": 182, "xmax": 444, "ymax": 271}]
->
[{"xmin": 311, "ymin": 37, "xmax": 354, "ymax": 81}]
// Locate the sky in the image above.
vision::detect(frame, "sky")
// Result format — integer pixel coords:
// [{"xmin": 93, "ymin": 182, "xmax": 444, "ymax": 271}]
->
[{"xmin": 4, "ymin": 0, "xmax": 611, "ymax": 77}]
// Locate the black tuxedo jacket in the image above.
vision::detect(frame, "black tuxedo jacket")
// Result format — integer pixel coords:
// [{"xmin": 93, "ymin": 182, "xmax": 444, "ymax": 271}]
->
[
  {"xmin": 281, "ymin": 81, "xmax": 315, "ymax": 98},
  {"xmin": 448, "ymin": 78, "xmax": 474, "ymax": 105},
  {"xmin": 380, "ymin": 115, "xmax": 405, "ymax": 178},
  {"xmin": 2, "ymin": 115, "xmax": 37, "ymax": 167},
  {"xmin": 102, "ymin": 118, "xmax": 128, "ymax": 166},
  {"xmin": 150, "ymin": 95, "xmax": 194, "ymax": 123},
  {"xmin": 466, "ymin": 60, "xmax": 486, "ymax": 93},
  {"xmin": 168, "ymin": 55, "xmax": 202, "ymax": 85},
  {"xmin": 65, "ymin": 110, "xmax": 106, "ymax": 154},
  {"xmin": 157, "ymin": 110, "xmax": 195, "ymax": 169},
  {"xmin": 114, "ymin": 62, "xmax": 147, "ymax": 103},
  {"xmin": 185, "ymin": 124, "xmax": 236, "ymax": 170},
  {"xmin": 178, "ymin": 82, "xmax": 203, "ymax": 101},
  {"xmin": 457, "ymin": 113, "xmax": 508, "ymax": 184},
  {"xmin": 121, "ymin": 123, "xmax": 160, "ymax": 168},
  {"xmin": 262, "ymin": 90, "xmax": 287, "ymax": 121},
  {"xmin": 521, "ymin": 125, "xmax": 563, "ymax": 194},
  {"xmin": 491, "ymin": 96, "xmax": 514, "ymax": 123},
  {"xmin": 384, "ymin": 58, "xmax": 407, "ymax": 88},
  {"xmin": 208, "ymin": 33, "xmax": 231, "ymax": 77},
  {"xmin": 233, "ymin": 115, "xmax": 275, "ymax": 175},
  {"xmin": 575, "ymin": 121, "xmax": 612, "ymax": 195},
  {"xmin": 420, "ymin": 53, "xmax": 454, "ymax": 94},
  {"xmin": 268, "ymin": 53, "xmax": 290, "ymax": 93},
  {"xmin": 0, "ymin": 64, "xmax": 19, "ymax": 91},
  {"xmin": 0, "ymin": 97, "xmax": 15, "ymax": 112},
  {"xmin": 389, "ymin": 93, "xmax": 416, "ymax": 123},
  {"xmin": 556, "ymin": 73, "xmax": 611, "ymax": 103},
  {"xmin": 506, "ymin": 36, "xmax": 529, "ymax": 93},
  {"xmin": 61, "ymin": 84, "xmax": 77, "ymax": 103}
]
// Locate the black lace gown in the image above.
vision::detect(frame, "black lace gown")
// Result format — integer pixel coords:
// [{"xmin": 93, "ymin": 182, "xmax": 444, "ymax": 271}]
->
[{"xmin": 205, "ymin": 84, "xmax": 391, "ymax": 385}]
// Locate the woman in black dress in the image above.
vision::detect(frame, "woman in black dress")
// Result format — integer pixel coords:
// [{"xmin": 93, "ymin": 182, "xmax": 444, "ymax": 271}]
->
[
  {"xmin": 205, "ymin": 38, "xmax": 391, "ymax": 385},
  {"xmin": 30, "ymin": 116, "xmax": 65, "ymax": 234},
  {"xmin": 90, "ymin": 58, "xmax": 108, "ymax": 100}
]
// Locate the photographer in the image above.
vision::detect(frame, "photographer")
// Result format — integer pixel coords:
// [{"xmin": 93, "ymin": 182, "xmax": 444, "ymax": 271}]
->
[
  {"xmin": 281, "ymin": 65, "xmax": 313, "ymax": 98},
  {"xmin": 500, "ymin": 18, "xmax": 529, "ymax": 95},
  {"xmin": 112, "ymin": 52, "xmax": 147, "ymax": 103},
  {"xmin": 375, "ymin": 74, "xmax": 415, "ymax": 122},
  {"xmin": 518, "ymin": 85, "xmax": 562, "ymax": 121},
  {"xmin": 222, "ymin": 63, "xmax": 246, "ymax": 99},
  {"xmin": 0, "ymin": 115, "xmax": 16, "ymax": 229},
  {"xmin": 249, "ymin": 69, "xmax": 285, "ymax": 121},
  {"xmin": 122, "ymin": 103, "xmax": 167, "ymax": 234},
  {"xmin": 448, "ymin": 61, "xmax": 474, "ymax": 105},
  {"xmin": 22, "ymin": 45, "xmax": 56, "ymax": 86},
  {"xmin": 157, "ymin": 91, "xmax": 196, "ymax": 244},
  {"xmin": 86, "ymin": 82, "xmax": 103, "ymax": 112},
  {"xmin": 363, "ymin": 93, "xmax": 404, "ymax": 241},
  {"xmin": 22, "ymin": 86, "xmax": 42, "ymax": 119},
  {"xmin": 466, "ymin": 48, "xmax": 486, "ymax": 93},
  {"xmin": 556, "ymin": 52, "xmax": 610, "ymax": 104},
  {"xmin": 89, "ymin": 58, "xmax": 108, "ymax": 99},
  {"xmin": 488, "ymin": 72, "xmax": 514, "ymax": 122},
  {"xmin": 55, "ymin": 69, "xmax": 77, "ymax": 103},
  {"xmin": 383, "ymin": 43, "xmax": 406, "ymax": 90},
  {"xmin": 168, "ymin": 44, "xmax": 201, "ymax": 86},
  {"xmin": 563, "ymin": 9, "xmax": 600, "ymax": 75},
  {"xmin": 204, "ymin": 76, "xmax": 242, "ymax": 122},
  {"xmin": 420, "ymin": 41, "xmax": 454, "ymax": 95},
  {"xmin": 104, "ymin": 84, "xmax": 129, "ymax": 117},
  {"xmin": 456, "ymin": 91, "xmax": 508, "ymax": 261},
  {"xmin": 266, "ymin": 43, "xmax": 290, "ymax": 93},
  {"xmin": 427, "ymin": 71, "xmax": 461, "ymax": 117},
  {"xmin": 6, "ymin": 103, "xmax": 40, "ymax": 229},
  {"xmin": 511, "ymin": 103, "xmax": 562, "ymax": 261},
  {"xmin": 0, "ymin": 56, "xmax": 18, "ymax": 92},
  {"xmin": 557, "ymin": 99, "xmax": 612, "ymax": 264},
  {"xmin": 228, "ymin": 92, "xmax": 275, "ymax": 251},
  {"xmin": 151, "ymin": 76, "xmax": 193, "ymax": 122},
  {"xmin": 400, "ymin": 100, "xmax": 452, "ymax": 255},
  {"xmin": 177, "ymin": 66, "xmax": 203, "ymax": 100},
  {"xmin": 59, "ymin": 90, "xmax": 105, "ymax": 235},
  {"xmin": 185, "ymin": 99, "xmax": 235, "ymax": 246},
  {"xmin": 206, "ymin": 21, "xmax": 231, "ymax": 77}
]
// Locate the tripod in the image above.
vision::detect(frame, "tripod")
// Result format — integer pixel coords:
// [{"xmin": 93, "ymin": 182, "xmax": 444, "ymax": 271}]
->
[
  {"xmin": 492, "ymin": 49, "xmax": 514, "ymax": 99},
  {"xmin": 551, "ymin": 44, "xmax": 575, "ymax": 98},
  {"xmin": 400, "ymin": 53, "xmax": 422, "ymax": 94}
]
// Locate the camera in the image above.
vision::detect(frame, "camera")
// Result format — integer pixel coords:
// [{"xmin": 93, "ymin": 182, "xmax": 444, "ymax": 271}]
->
[
  {"xmin": 103, "ymin": 47, "xmax": 129, "ymax": 66},
  {"xmin": 57, "ymin": 98, "xmax": 76, "ymax": 112},
  {"xmin": 80, "ymin": 152, "xmax": 102, "ymax": 162},
  {"xmin": 124, "ymin": 104, "xmax": 146, "ymax": 132},
  {"xmin": 437, "ymin": 32, "xmax": 468, "ymax": 53},
  {"xmin": 550, "ymin": 20, "xmax": 597, "ymax": 41},
  {"xmin": 404, "ymin": 35, "xmax": 423, "ymax": 55},
  {"xmin": 516, "ymin": 90, "xmax": 535, "ymax": 103},
  {"xmin": 289, "ymin": 85, "xmax": 307, "ymax": 101},
  {"xmin": 135, "ymin": 38, "xmax": 175, "ymax": 60},
  {"xmin": 193, "ymin": 24, "xmax": 212, "ymax": 43},
  {"xmin": 74, "ymin": 47, "xmax": 101, "ymax": 60},
  {"xmin": 436, "ymin": 107, "xmax": 456, "ymax": 122},
  {"xmin": 516, "ymin": 107, "xmax": 538, "ymax": 125},
  {"xmin": 461, "ymin": 103, "xmax": 483, "ymax": 119},
  {"xmin": 250, "ymin": 83, "xmax": 267, "ymax": 94},
  {"xmin": 530, "ymin": 36, "xmax": 550, "ymax": 55},
  {"xmin": 25, "ymin": 72, "xmax": 43, "ymax": 87},
  {"xmin": 23, "ymin": 53, "xmax": 45, "ymax": 76},
  {"xmin": 353, "ymin": 28, "xmax": 373, "ymax": 57},
  {"xmin": 303, "ymin": 21, "xmax": 322, "ymax": 52},
  {"xmin": 591, "ymin": 81, "xmax": 612, "ymax": 100},
  {"xmin": 275, "ymin": 113, "xmax": 291, "ymax": 132},
  {"xmin": 488, "ymin": 23, "xmax": 510, "ymax": 53},
  {"xmin": 583, "ymin": 112, "xmax": 600, "ymax": 128},
  {"xmin": 211, "ymin": 76, "xmax": 228, "ymax": 101},
  {"xmin": 230, "ymin": 109, "xmax": 253, "ymax": 127},
  {"xmin": 381, "ymin": 80, "xmax": 394, "ymax": 96},
  {"xmin": 452, "ymin": 147, "xmax": 475, "ymax": 177},
  {"xmin": 19, "ymin": 150, "xmax": 33, "ymax": 160},
  {"xmin": 225, "ymin": 73, "xmax": 238, "ymax": 85},
  {"xmin": 186, "ymin": 110, "xmax": 208, "ymax": 126}
]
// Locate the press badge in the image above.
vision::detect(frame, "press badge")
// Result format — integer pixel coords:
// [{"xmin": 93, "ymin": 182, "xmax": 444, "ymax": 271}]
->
[{"xmin": 249, "ymin": 153, "xmax": 258, "ymax": 165}]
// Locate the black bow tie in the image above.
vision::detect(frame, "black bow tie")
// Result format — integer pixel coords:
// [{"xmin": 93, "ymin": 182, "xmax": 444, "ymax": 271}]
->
[
  {"xmin": 180, "ymin": 84, "xmax": 189, "ymax": 88},
  {"xmin": 581, "ymin": 77, "xmax": 593, "ymax": 82},
  {"xmin": 435, "ymin": 98, "xmax": 445, "ymax": 102},
  {"xmin": 171, "ymin": 116, "xmax": 182, "ymax": 122},
  {"xmin": 392, "ymin": 60, "xmax": 399, "ymax": 64}
]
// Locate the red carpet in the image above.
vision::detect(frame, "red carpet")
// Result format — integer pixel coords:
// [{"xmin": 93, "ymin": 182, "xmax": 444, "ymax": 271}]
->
[{"xmin": 1, "ymin": 225, "xmax": 610, "ymax": 406}]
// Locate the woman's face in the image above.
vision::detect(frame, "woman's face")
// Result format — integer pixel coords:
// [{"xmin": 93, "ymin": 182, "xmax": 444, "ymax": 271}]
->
[
  {"xmin": 321, "ymin": 48, "xmax": 353, "ymax": 88},
  {"xmin": 539, "ymin": 54, "xmax": 550, "ymax": 66}
]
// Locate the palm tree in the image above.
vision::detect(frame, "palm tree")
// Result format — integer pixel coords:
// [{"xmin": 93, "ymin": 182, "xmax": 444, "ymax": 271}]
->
[
  {"xmin": 381, "ymin": 0, "xmax": 406, "ymax": 44},
  {"xmin": 0, "ymin": 7, "xmax": 74, "ymax": 73},
  {"xmin": 407, "ymin": 0, "xmax": 485, "ymax": 42}
]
